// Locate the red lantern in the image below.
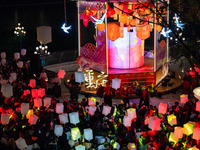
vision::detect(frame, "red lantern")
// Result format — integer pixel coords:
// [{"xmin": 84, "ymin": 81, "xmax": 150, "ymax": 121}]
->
[
  {"xmin": 83, "ymin": 15, "xmax": 89, "ymax": 27},
  {"xmin": 107, "ymin": 23, "xmax": 120, "ymax": 41},
  {"xmin": 107, "ymin": 8, "xmax": 115, "ymax": 17}
]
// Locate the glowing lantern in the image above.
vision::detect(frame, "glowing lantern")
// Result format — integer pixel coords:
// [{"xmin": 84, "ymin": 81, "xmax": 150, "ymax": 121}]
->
[
  {"xmin": 174, "ymin": 127, "xmax": 183, "ymax": 139},
  {"xmin": 91, "ymin": 8, "xmax": 97, "ymax": 16},
  {"xmin": 1, "ymin": 59, "xmax": 6, "ymax": 65},
  {"xmin": 167, "ymin": 114, "xmax": 177, "ymax": 126},
  {"xmin": 156, "ymin": 25, "xmax": 162, "ymax": 32},
  {"xmin": 180, "ymin": 94, "xmax": 188, "ymax": 104},
  {"xmin": 57, "ymin": 69, "xmax": 66, "ymax": 79},
  {"xmin": 69, "ymin": 112, "xmax": 80, "ymax": 125},
  {"xmin": 34, "ymin": 98, "xmax": 42, "ymax": 108},
  {"xmin": 23, "ymin": 90, "xmax": 30, "ymax": 96},
  {"xmin": 21, "ymin": 49, "xmax": 27, "ymax": 56},
  {"xmin": 71, "ymin": 127, "xmax": 81, "ymax": 140},
  {"xmin": 107, "ymin": 23, "xmax": 120, "ymax": 41},
  {"xmin": 14, "ymin": 52, "xmax": 20, "ymax": 60},
  {"xmin": 130, "ymin": 19, "xmax": 137, "ymax": 26},
  {"xmin": 144, "ymin": 116, "xmax": 149, "ymax": 125},
  {"xmin": 193, "ymin": 127, "xmax": 200, "ymax": 140},
  {"xmin": 188, "ymin": 147, "xmax": 200, "ymax": 150},
  {"xmin": 84, "ymin": 128, "xmax": 93, "ymax": 141},
  {"xmin": 43, "ymin": 97, "xmax": 52, "ymax": 107},
  {"xmin": 196, "ymin": 101, "xmax": 200, "ymax": 112},
  {"xmin": 66, "ymin": 131, "xmax": 71, "ymax": 140},
  {"xmin": 123, "ymin": 116, "xmax": 132, "ymax": 127},
  {"xmin": 26, "ymin": 109, "xmax": 33, "ymax": 119},
  {"xmin": 119, "ymin": 14, "xmax": 128, "ymax": 24},
  {"xmin": 183, "ymin": 122, "xmax": 194, "ymax": 136},
  {"xmin": 127, "ymin": 143, "xmax": 136, "ymax": 150},
  {"xmin": 1, "ymin": 113, "xmax": 9, "ymax": 125},
  {"xmin": 169, "ymin": 132, "xmax": 178, "ymax": 144},
  {"xmin": 112, "ymin": 78, "xmax": 121, "ymax": 90},
  {"xmin": 10, "ymin": 73, "xmax": 17, "ymax": 82},
  {"xmin": 38, "ymin": 88, "xmax": 45, "ymax": 97},
  {"xmin": 83, "ymin": 15, "xmax": 89, "ymax": 27},
  {"xmin": 1, "ymin": 84, "xmax": 13, "ymax": 98},
  {"xmin": 0, "ymin": 79, "xmax": 8, "ymax": 85},
  {"xmin": 119, "ymin": 26, "xmax": 124, "ymax": 38},
  {"xmin": 148, "ymin": 116, "xmax": 161, "ymax": 131},
  {"xmin": 113, "ymin": 142, "xmax": 120, "ymax": 150},
  {"xmin": 88, "ymin": 97, "xmax": 96, "ymax": 106},
  {"xmin": 88, "ymin": 106, "xmax": 97, "ymax": 116},
  {"xmin": 29, "ymin": 79, "xmax": 36, "ymax": 88},
  {"xmin": 28, "ymin": 115, "xmax": 38, "ymax": 125},
  {"xmin": 193, "ymin": 87, "xmax": 200, "ymax": 100},
  {"xmin": 59, "ymin": 113, "xmax": 69, "ymax": 124},
  {"xmin": 158, "ymin": 103, "xmax": 167, "ymax": 114},
  {"xmin": 75, "ymin": 145, "xmax": 85, "ymax": 150},
  {"xmin": 75, "ymin": 71, "xmax": 85, "ymax": 84},
  {"xmin": 56, "ymin": 103, "xmax": 64, "ymax": 114},
  {"xmin": 136, "ymin": 24, "xmax": 151, "ymax": 40},
  {"xmin": 107, "ymin": 8, "xmax": 115, "ymax": 17},
  {"xmin": 97, "ymin": 23, "xmax": 105, "ymax": 32},
  {"xmin": 54, "ymin": 124, "xmax": 63, "ymax": 137},
  {"xmin": 102, "ymin": 105, "xmax": 111, "ymax": 116},
  {"xmin": 31, "ymin": 89, "xmax": 38, "ymax": 98},
  {"xmin": 15, "ymin": 137, "xmax": 27, "ymax": 150},
  {"xmin": 1, "ymin": 52, "xmax": 6, "ymax": 59},
  {"xmin": 17, "ymin": 61, "xmax": 23, "ymax": 68},
  {"xmin": 127, "ymin": 108, "xmax": 137, "ymax": 120},
  {"xmin": 21, "ymin": 103, "xmax": 29, "ymax": 114}
]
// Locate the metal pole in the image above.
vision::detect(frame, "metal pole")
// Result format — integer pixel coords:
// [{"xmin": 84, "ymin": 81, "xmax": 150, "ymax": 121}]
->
[
  {"xmin": 77, "ymin": 1, "xmax": 80, "ymax": 56},
  {"xmin": 154, "ymin": 2, "xmax": 157, "ymax": 72}
]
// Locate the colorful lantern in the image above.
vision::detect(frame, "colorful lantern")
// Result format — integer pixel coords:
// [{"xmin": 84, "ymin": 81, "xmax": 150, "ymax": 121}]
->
[
  {"xmin": 180, "ymin": 94, "xmax": 188, "ymax": 104},
  {"xmin": 34, "ymin": 98, "xmax": 42, "ymax": 108},
  {"xmin": 127, "ymin": 108, "xmax": 137, "ymax": 120},
  {"xmin": 88, "ymin": 97, "xmax": 96, "ymax": 106},
  {"xmin": 54, "ymin": 124, "xmax": 63, "ymax": 137},
  {"xmin": 107, "ymin": 8, "xmax": 115, "ymax": 17},
  {"xmin": 10, "ymin": 73, "xmax": 17, "ymax": 82},
  {"xmin": 1, "ymin": 84, "xmax": 13, "ymax": 98},
  {"xmin": 119, "ymin": 14, "xmax": 128, "ymax": 24},
  {"xmin": 75, "ymin": 71, "xmax": 85, "ymax": 84},
  {"xmin": 123, "ymin": 116, "xmax": 132, "ymax": 127},
  {"xmin": 21, "ymin": 103, "xmax": 29, "ymax": 114},
  {"xmin": 37, "ymin": 26, "xmax": 52, "ymax": 44},
  {"xmin": 156, "ymin": 25, "xmax": 162, "ymax": 33},
  {"xmin": 167, "ymin": 114, "xmax": 177, "ymax": 126},
  {"xmin": 158, "ymin": 103, "xmax": 167, "ymax": 114},
  {"xmin": 183, "ymin": 122, "xmax": 194, "ymax": 136},
  {"xmin": 66, "ymin": 131, "xmax": 71, "ymax": 140},
  {"xmin": 15, "ymin": 137, "xmax": 27, "ymax": 150},
  {"xmin": 69, "ymin": 112, "xmax": 80, "ymax": 125},
  {"xmin": 31, "ymin": 89, "xmax": 38, "ymax": 98},
  {"xmin": 196, "ymin": 101, "xmax": 200, "ymax": 112},
  {"xmin": 193, "ymin": 127, "xmax": 200, "ymax": 140},
  {"xmin": 56, "ymin": 103, "xmax": 64, "ymax": 114},
  {"xmin": 14, "ymin": 52, "xmax": 20, "ymax": 60},
  {"xmin": 29, "ymin": 79, "xmax": 36, "ymax": 88},
  {"xmin": 88, "ymin": 106, "xmax": 97, "ymax": 116},
  {"xmin": 84, "ymin": 128, "xmax": 93, "ymax": 141},
  {"xmin": 130, "ymin": 19, "xmax": 137, "ymax": 26},
  {"xmin": 148, "ymin": 116, "xmax": 161, "ymax": 131},
  {"xmin": 97, "ymin": 23, "xmax": 105, "ymax": 32},
  {"xmin": 169, "ymin": 132, "xmax": 178, "ymax": 144},
  {"xmin": 1, "ymin": 52, "xmax": 6, "ymax": 59},
  {"xmin": 59, "ymin": 113, "xmax": 69, "ymax": 124},
  {"xmin": 26, "ymin": 109, "xmax": 34, "ymax": 119},
  {"xmin": 1, "ymin": 59, "xmax": 6, "ymax": 65},
  {"xmin": 112, "ymin": 78, "xmax": 121, "ymax": 90},
  {"xmin": 57, "ymin": 69, "xmax": 66, "ymax": 79},
  {"xmin": 38, "ymin": 88, "xmax": 45, "ymax": 97},
  {"xmin": 23, "ymin": 90, "xmax": 30, "ymax": 96},
  {"xmin": 75, "ymin": 145, "xmax": 85, "ymax": 150},
  {"xmin": 28, "ymin": 115, "xmax": 38, "ymax": 125},
  {"xmin": 71, "ymin": 127, "xmax": 81, "ymax": 140},
  {"xmin": 83, "ymin": 15, "xmax": 89, "ymax": 27},
  {"xmin": 102, "ymin": 105, "xmax": 111, "ymax": 116},
  {"xmin": 127, "ymin": 143, "xmax": 136, "ymax": 150},
  {"xmin": 136, "ymin": 23, "xmax": 151, "ymax": 40},
  {"xmin": 21, "ymin": 49, "xmax": 27, "ymax": 56},
  {"xmin": 113, "ymin": 142, "xmax": 120, "ymax": 150},
  {"xmin": 1, "ymin": 113, "xmax": 9, "ymax": 125},
  {"xmin": 193, "ymin": 87, "xmax": 200, "ymax": 100},
  {"xmin": 174, "ymin": 127, "xmax": 183, "ymax": 139},
  {"xmin": 144, "ymin": 116, "xmax": 149, "ymax": 125},
  {"xmin": 107, "ymin": 23, "xmax": 120, "ymax": 41},
  {"xmin": 43, "ymin": 97, "xmax": 52, "ymax": 107},
  {"xmin": 17, "ymin": 61, "xmax": 23, "ymax": 68}
]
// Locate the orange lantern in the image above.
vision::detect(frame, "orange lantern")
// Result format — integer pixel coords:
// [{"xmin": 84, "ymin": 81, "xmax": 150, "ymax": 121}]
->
[
  {"xmin": 156, "ymin": 25, "xmax": 162, "ymax": 33},
  {"xmin": 107, "ymin": 8, "xmax": 115, "ymax": 17},
  {"xmin": 91, "ymin": 8, "xmax": 97, "ymax": 16},
  {"xmin": 130, "ymin": 19, "xmax": 137, "ymax": 26},
  {"xmin": 119, "ymin": 14, "xmax": 128, "ymax": 24},
  {"xmin": 97, "ymin": 23, "xmax": 105, "ymax": 32},
  {"xmin": 136, "ymin": 23, "xmax": 151, "ymax": 40},
  {"xmin": 83, "ymin": 15, "xmax": 89, "ymax": 27},
  {"xmin": 107, "ymin": 23, "xmax": 120, "ymax": 41}
]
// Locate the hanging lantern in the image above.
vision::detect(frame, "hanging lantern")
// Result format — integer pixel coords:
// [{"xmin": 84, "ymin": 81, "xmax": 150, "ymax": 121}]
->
[
  {"xmin": 59, "ymin": 113, "xmax": 69, "ymax": 124},
  {"xmin": 23, "ymin": 90, "xmax": 30, "ymax": 96},
  {"xmin": 57, "ymin": 69, "xmax": 66, "ymax": 79},
  {"xmin": 28, "ymin": 115, "xmax": 38, "ymax": 125},
  {"xmin": 71, "ymin": 127, "xmax": 81, "ymax": 140},
  {"xmin": 193, "ymin": 127, "xmax": 200, "ymax": 140},
  {"xmin": 169, "ymin": 132, "xmax": 178, "ymax": 144},
  {"xmin": 34, "ymin": 98, "xmax": 42, "ymax": 108},
  {"xmin": 29, "ymin": 79, "xmax": 36, "ymax": 88},
  {"xmin": 123, "ymin": 116, "xmax": 132, "ymax": 127},
  {"xmin": 21, "ymin": 103, "xmax": 29, "ymax": 114},
  {"xmin": 31, "ymin": 89, "xmax": 38, "ymax": 98},
  {"xmin": 148, "ymin": 116, "xmax": 161, "ymax": 131},
  {"xmin": 54, "ymin": 124, "xmax": 63, "ymax": 137},
  {"xmin": 174, "ymin": 127, "xmax": 183, "ymax": 139},
  {"xmin": 88, "ymin": 106, "xmax": 97, "ymax": 116},
  {"xmin": 156, "ymin": 25, "xmax": 162, "ymax": 33},
  {"xmin": 38, "ymin": 88, "xmax": 45, "ymax": 97},
  {"xmin": 136, "ymin": 23, "xmax": 151, "ymax": 40},
  {"xmin": 127, "ymin": 108, "xmax": 137, "ymax": 120},
  {"xmin": 107, "ymin": 8, "xmax": 115, "ymax": 17},
  {"xmin": 21, "ymin": 49, "xmax": 26, "ymax": 56},
  {"xmin": 15, "ymin": 137, "xmax": 27, "ymax": 150},
  {"xmin": 119, "ymin": 14, "xmax": 128, "ymax": 24},
  {"xmin": 107, "ymin": 23, "xmax": 120, "ymax": 41},
  {"xmin": 88, "ymin": 97, "xmax": 96, "ymax": 106},
  {"xmin": 97, "ymin": 23, "xmax": 105, "ymax": 32},
  {"xmin": 69, "ymin": 112, "xmax": 80, "ymax": 125},
  {"xmin": 193, "ymin": 87, "xmax": 200, "ymax": 100},
  {"xmin": 180, "ymin": 94, "xmax": 188, "ymax": 104},
  {"xmin": 83, "ymin": 15, "xmax": 89, "ymax": 27},
  {"xmin": 84, "ymin": 128, "xmax": 93, "ymax": 141},
  {"xmin": 1, "ymin": 113, "xmax": 9, "ymax": 125},
  {"xmin": 167, "ymin": 114, "xmax": 177, "ymax": 126},
  {"xmin": 183, "ymin": 122, "xmax": 194, "ymax": 136},
  {"xmin": 102, "ymin": 105, "xmax": 111, "ymax": 116},
  {"xmin": 43, "ymin": 97, "xmax": 52, "ymax": 107},
  {"xmin": 1, "ymin": 52, "xmax": 6, "ymax": 59},
  {"xmin": 158, "ymin": 103, "xmax": 167, "ymax": 114},
  {"xmin": 112, "ymin": 78, "xmax": 121, "ymax": 90},
  {"xmin": 14, "ymin": 52, "xmax": 20, "ymax": 60},
  {"xmin": 56, "ymin": 103, "xmax": 64, "ymax": 114},
  {"xmin": 1, "ymin": 59, "xmax": 6, "ymax": 66}
]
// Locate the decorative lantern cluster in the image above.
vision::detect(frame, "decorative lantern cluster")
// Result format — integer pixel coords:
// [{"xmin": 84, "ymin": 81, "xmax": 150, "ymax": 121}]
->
[{"xmin": 34, "ymin": 44, "xmax": 50, "ymax": 56}]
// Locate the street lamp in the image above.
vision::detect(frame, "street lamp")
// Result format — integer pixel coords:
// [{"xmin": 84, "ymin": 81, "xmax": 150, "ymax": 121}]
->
[
  {"xmin": 14, "ymin": 23, "xmax": 26, "ymax": 50},
  {"xmin": 34, "ymin": 44, "xmax": 50, "ymax": 56}
]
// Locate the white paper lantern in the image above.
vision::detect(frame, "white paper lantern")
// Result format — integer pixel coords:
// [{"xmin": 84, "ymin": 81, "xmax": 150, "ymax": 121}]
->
[
  {"xmin": 113, "ymin": 142, "xmax": 120, "ymax": 150},
  {"xmin": 14, "ymin": 52, "xmax": 20, "ymax": 60},
  {"xmin": 37, "ymin": 26, "xmax": 52, "ymax": 44},
  {"xmin": 123, "ymin": 116, "xmax": 132, "ymax": 127},
  {"xmin": 167, "ymin": 114, "xmax": 177, "ymax": 126},
  {"xmin": 1, "ymin": 84, "xmax": 13, "ymax": 98},
  {"xmin": 21, "ymin": 49, "xmax": 27, "ymax": 56},
  {"xmin": 31, "ymin": 89, "xmax": 38, "ymax": 98},
  {"xmin": 65, "ymin": 131, "xmax": 71, "ymax": 140},
  {"xmin": 158, "ymin": 103, "xmax": 167, "ymax": 114},
  {"xmin": 193, "ymin": 87, "xmax": 200, "ymax": 100},
  {"xmin": 17, "ymin": 61, "xmax": 23, "ymax": 68},
  {"xmin": 95, "ymin": 136, "xmax": 105, "ymax": 144},
  {"xmin": 15, "ymin": 137, "xmax": 27, "ymax": 150},
  {"xmin": 29, "ymin": 79, "xmax": 36, "ymax": 88},
  {"xmin": 59, "ymin": 113, "xmax": 69, "ymax": 124},
  {"xmin": 69, "ymin": 112, "xmax": 80, "ymax": 125},
  {"xmin": 38, "ymin": 88, "xmax": 45, "ymax": 97},
  {"xmin": 196, "ymin": 101, "xmax": 200, "ymax": 112},
  {"xmin": 88, "ymin": 97, "xmax": 96, "ymax": 106},
  {"xmin": 23, "ymin": 90, "xmax": 30, "ymax": 96},
  {"xmin": 0, "ymin": 79, "xmax": 8, "ymax": 85},
  {"xmin": 68, "ymin": 140, "xmax": 75, "ymax": 147},
  {"xmin": 174, "ymin": 127, "xmax": 183, "ymax": 139},
  {"xmin": 1, "ymin": 113, "xmax": 9, "ymax": 125},
  {"xmin": 34, "ymin": 98, "xmax": 42, "ymax": 108},
  {"xmin": 193, "ymin": 127, "xmax": 200, "ymax": 140},
  {"xmin": 1, "ymin": 52, "xmax": 6, "ymax": 59},
  {"xmin": 127, "ymin": 143, "xmax": 136, "ymax": 150},
  {"xmin": 127, "ymin": 108, "xmax": 137, "ymax": 120},
  {"xmin": 71, "ymin": 127, "xmax": 81, "ymax": 140},
  {"xmin": 102, "ymin": 105, "xmax": 111, "ymax": 116},
  {"xmin": 112, "ymin": 78, "xmax": 121, "ymax": 90},
  {"xmin": 54, "ymin": 124, "xmax": 63, "ymax": 137},
  {"xmin": 75, "ymin": 71, "xmax": 85, "ymax": 83},
  {"xmin": 21, "ymin": 103, "xmax": 29, "ymax": 114},
  {"xmin": 1, "ymin": 59, "xmax": 6, "ymax": 65},
  {"xmin": 75, "ymin": 145, "xmax": 85, "ymax": 150},
  {"xmin": 148, "ymin": 116, "xmax": 161, "ymax": 131},
  {"xmin": 57, "ymin": 69, "xmax": 66, "ymax": 79},
  {"xmin": 28, "ymin": 115, "xmax": 38, "ymax": 125},
  {"xmin": 84, "ymin": 128, "xmax": 93, "ymax": 141},
  {"xmin": 43, "ymin": 97, "xmax": 51, "ymax": 107},
  {"xmin": 9, "ymin": 73, "xmax": 17, "ymax": 83},
  {"xmin": 88, "ymin": 106, "xmax": 97, "ymax": 116},
  {"xmin": 56, "ymin": 103, "xmax": 64, "ymax": 114},
  {"xmin": 180, "ymin": 94, "xmax": 188, "ymax": 104}
]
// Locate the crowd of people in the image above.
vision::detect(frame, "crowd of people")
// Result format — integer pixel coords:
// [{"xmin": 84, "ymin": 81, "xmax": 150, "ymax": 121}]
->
[{"xmin": 1, "ymin": 57, "xmax": 200, "ymax": 150}]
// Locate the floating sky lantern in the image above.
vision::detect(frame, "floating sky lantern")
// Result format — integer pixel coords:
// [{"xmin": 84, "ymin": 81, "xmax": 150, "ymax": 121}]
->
[
  {"xmin": 112, "ymin": 78, "xmax": 121, "ymax": 90},
  {"xmin": 196, "ymin": 101, "xmax": 200, "ymax": 112},
  {"xmin": 123, "ymin": 116, "xmax": 132, "ymax": 127},
  {"xmin": 107, "ymin": 23, "xmax": 120, "ymax": 41},
  {"xmin": 69, "ymin": 112, "xmax": 80, "ymax": 125},
  {"xmin": 56, "ymin": 103, "xmax": 64, "ymax": 114},
  {"xmin": 148, "ymin": 116, "xmax": 161, "ymax": 131},
  {"xmin": 88, "ymin": 97, "xmax": 96, "ymax": 106},
  {"xmin": 59, "ymin": 113, "xmax": 69, "ymax": 124},
  {"xmin": 174, "ymin": 127, "xmax": 183, "ymax": 139},
  {"xmin": 84, "ymin": 128, "xmax": 93, "ymax": 141},
  {"xmin": 75, "ymin": 71, "xmax": 85, "ymax": 84},
  {"xmin": 21, "ymin": 103, "xmax": 29, "ymax": 114},
  {"xmin": 169, "ymin": 132, "xmax": 178, "ymax": 144},
  {"xmin": 29, "ymin": 79, "xmax": 36, "ymax": 88},
  {"xmin": 71, "ymin": 127, "xmax": 81, "ymax": 140},
  {"xmin": 38, "ymin": 88, "xmax": 45, "ymax": 97},
  {"xmin": 57, "ymin": 69, "xmax": 66, "ymax": 79},
  {"xmin": 180, "ymin": 94, "xmax": 188, "ymax": 104},
  {"xmin": 15, "ymin": 137, "xmax": 27, "ymax": 150},
  {"xmin": 167, "ymin": 114, "xmax": 177, "ymax": 126},
  {"xmin": 127, "ymin": 108, "xmax": 137, "ymax": 120},
  {"xmin": 28, "ymin": 115, "xmax": 38, "ymax": 125},
  {"xmin": 34, "ymin": 98, "xmax": 42, "ymax": 108},
  {"xmin": 1, "ymin": 59, "xmax": 6, "ymax": 66},
  {"xmin": 54, "ymin": 124, "xmax": 63, "ymax": 137},
  {"xmin": 193, "ymin": 87, "xmax": 200, "ymax": 100},
  {"xmin": 97, "ymin": 23, "xmax": 105, "ymax": 32},
  {"xmin": 17, "ymin": 61, "xmax": 23, "ymax": 68},
  {"xmin": 183, "ymin": 122, "xmax": 194, "ymax": 136},
  {"xmin": 102, "ymin": 105, "xmax": 111, "ymax": 116},
  {"xmin": 32, "ymin": 89, "xmax": 38, "ymax": 98},
  {"xmin": 193, "ymin": 127, "xmax": 200, "ymax": 140},
  {"xmin": 1, "ymin": 52, "xmax": 6, "ymax": 59},
  {"xmin": 21, "ymin": 49, "xmax": 26, "ymax": 56},
  {"xmin": 1, "ymin": 84, "xmax": 13, "ymax": 98},
  {"xmin": 14, "ymin": 52, "xmax": 20, "ymax": 60},
  {"xmin": 88, "ymin": 106, "xmax": 97, "ymax": 116},
  {"xmin": 1, "ymin": 113, "xmax": 9, "ymax": 125},
  {"xmin": 75, "ymin": 145, "xmax": 85, "ymax": 150},
  {"xmin": 43, "ymin": 97, "xmax": 52, "ymax": 107},
  {"xmin": 158, "ymin": 103, "xmax": 167, "ymax": 114}
]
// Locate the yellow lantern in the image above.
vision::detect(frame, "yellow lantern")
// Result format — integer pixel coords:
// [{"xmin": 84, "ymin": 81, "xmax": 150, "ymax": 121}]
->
[
  {"xmin": 169, "ymin": 132, "xmax": 178, "ymax": 144},
  {"xmin": 119, "ymin": 14, "xmax": 128, "ymax": 24},
  {"xmin": 107, "ymin": 23, "xmax": 120, "ymax": 41},
  {"xmin": 156, "ymin": 25, "xmax": 162, "ymax": 33},
  {"xmin": 97, "ymin": 23, "xmax": 105, "ymax": 32},
  {"xmin": 167, "ymin": 114, "xmax": 177, "ymax": 126},
  {"xmin": 183, "ymin": 122, "xmax": 194, "ymax": 136}
]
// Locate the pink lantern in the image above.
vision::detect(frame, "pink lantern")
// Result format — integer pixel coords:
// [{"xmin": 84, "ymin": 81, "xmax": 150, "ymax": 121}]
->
[
  {"xmin": 196, "ymin": 101, "xmax": 200, "ymax": 112},
  {"xmin": 167, "ymin": 114, "xmax": 177, "ymax": 126},
  {"xmin": 14, "ymin": 52, "xmax": 20, "ymax": 60},
  {"xmin": 127, "ymin": 108, "xmax": 137, "ymax": 120},
  {"xmin": 123, "ymin": 116, "xmax": 132, "ymax": 127},
  {"xmin": 15, "ymin": 137, "xmax": 27, "ymax": 150},
  {"xmin": 193, "ymin": 127, "xmax": 200, "ymax": 140},
  {"xmin": 83, "ymin": 15, "xmax": 89, "ymax": 27},
  {"xmin": 31, "ymin": 89, "xmax": 38, "ymax": 98},
  {"xmin": 102, "ymin": 105, "xmax": 111, "ymax": 116},
  {"xmin": 158, "ymin": 103, "xmax": 167, "ymax": 114},
  {"xmin": 1, "ymin": 52, "xmax": 6, "ymax": 59},
  {"xmin": 21, "ymin": 49, "xmax": 27, "ymax": 56},
  {"xmin": 10, "ymin": 73, "xmax": 17, "ymax": 82},
  {"xmin": 1, "ymin": 113, "xmax": 9, "ymax": 125},
  {"xmin": 43, "ymin": 97, "xmax": 51, "ymax": 107},
  {"xmin": 21, "ymin": 103, "xmax": 29, "ymax": 114},
  {"xmin": 174, "ymin": 127, "xmax": 183, "ymax": 139},
  {"xmin": 54, "ymin": 124, "xmax": 63, "ymax": 137},
  {"xmin": 144, "ymin": 117, "xmax": 149, "ymax": 125},
  {"xmin": 180, "ymin": 94, "xmax": 188, "ymax": 104},
  {"xmin": 1, "ymin": 59, "xmax": 6, "ymax": 65},
  {"xmin": 38, "ymin": 88, "xmax": 45, "ymax": 97},
  {"xmin": 193, "ymin": 87, "xmax": 200, "ymax": 100},
  {"xmin": 34, "ymin": 98, "xmax": 42, "ymax": 108},
  {"xmin": 23, "ymin": 90, "xmax": 30, "ymax": 96},
  {"xmin": 88, "ymin": 97, "xmax": 96, "ymax": 106},
  {"xmin": 112, "ymin": 78, "xmax": 121, "ymax": 90},
  {"xmin": 59, "ymin": 113, "xmax": 69, "ymax": 124},
  {"xmin": 1, "ymin": 84, "xmax": 13, "ymax": 98},
  {"xmin": 17, "ymin": 61, "xmax": 23, "ymax": 68},
  {"xmin": 57, "ymin": 69, "xmax": 66, "ymax": 79},
  {"xmin": 28, "ymin": 115, "xmax": 38, "ymax": 125},
  {"xmin": 148, "ymin": 116, "xmax": 161, "ymax": 131},
  {"xmin": 56, "ymin": 103, "xmax": 64, "ymax": 114},
  {"xmin": 88, "ymin": 106, "xmax": 97, "ymax": 116},
  {"xmin": 29, "ymin": 79, "xmax": 36, "ymax": 88}
]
